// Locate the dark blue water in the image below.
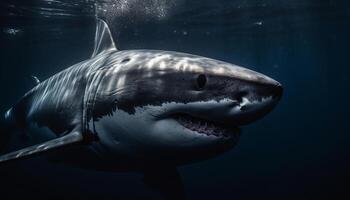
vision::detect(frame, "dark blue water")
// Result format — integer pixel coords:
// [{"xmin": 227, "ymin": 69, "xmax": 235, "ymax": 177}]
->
[{"xmin": 0, "ymin": 0, "xmax": 349, "ymax": 199}]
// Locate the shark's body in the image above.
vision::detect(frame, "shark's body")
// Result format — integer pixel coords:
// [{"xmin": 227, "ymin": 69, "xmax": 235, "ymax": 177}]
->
[{"xmin": 0, "ymin": 19, "xmax": 282, "ymax": 198}]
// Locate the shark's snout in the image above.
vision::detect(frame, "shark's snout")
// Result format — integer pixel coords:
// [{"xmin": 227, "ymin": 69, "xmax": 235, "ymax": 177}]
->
[{"xmin": 222, "ymin": 68, "xmax": 283, "ymax": 126}]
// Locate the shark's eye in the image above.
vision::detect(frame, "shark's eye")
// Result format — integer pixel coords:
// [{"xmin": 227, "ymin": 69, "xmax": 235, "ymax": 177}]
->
[
  {"xmin": 121, "ymin": 58, "xmax": 130, "ymax": 63},
  {"xmin": 196, "ymin": 74, "xmax": 207, "ymax": 90}
]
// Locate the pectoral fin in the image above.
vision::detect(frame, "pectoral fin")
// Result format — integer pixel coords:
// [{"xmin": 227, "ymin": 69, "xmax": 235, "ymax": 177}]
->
[{"xmin": 0, "ymin": 131, "xmax": 83, "ymax": 163}]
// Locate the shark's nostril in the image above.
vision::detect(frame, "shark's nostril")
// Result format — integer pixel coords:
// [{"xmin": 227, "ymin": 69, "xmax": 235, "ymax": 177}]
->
[{"xmin": 272, "ymin": 84, "xmax": 283, "ymax": 98}]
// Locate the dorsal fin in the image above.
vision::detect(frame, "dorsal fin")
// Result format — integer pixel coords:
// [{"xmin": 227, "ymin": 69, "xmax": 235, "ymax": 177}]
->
[{"xmin": 91, "ymin": 18, "xmax": 117, "ymax": 58}]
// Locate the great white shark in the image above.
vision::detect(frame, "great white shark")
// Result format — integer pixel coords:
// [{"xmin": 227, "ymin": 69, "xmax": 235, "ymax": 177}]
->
[{"xmin": 0, "ymin": 19, "xmax": 282, "ymax": 198}]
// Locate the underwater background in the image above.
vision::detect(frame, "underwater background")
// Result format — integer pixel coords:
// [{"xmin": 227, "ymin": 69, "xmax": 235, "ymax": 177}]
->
[{"xmin": 0, "ymin": 0, "xmax": 349, "ymax": 199}]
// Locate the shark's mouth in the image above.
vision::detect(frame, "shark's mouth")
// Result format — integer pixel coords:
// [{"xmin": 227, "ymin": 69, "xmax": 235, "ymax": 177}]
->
[{"xmin": 172, "ymin": 113, "xmax": 240, "ymax": 138}]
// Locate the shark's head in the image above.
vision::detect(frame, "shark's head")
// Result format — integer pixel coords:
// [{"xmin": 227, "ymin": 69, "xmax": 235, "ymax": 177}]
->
[{"xmin": 90, "ymin": 50, "xmax": 282, "ymax": 165}]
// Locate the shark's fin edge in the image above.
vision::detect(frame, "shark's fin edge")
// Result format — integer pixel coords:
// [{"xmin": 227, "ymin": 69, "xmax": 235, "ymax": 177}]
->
[
  {"xmin": 31, "ymin": 76, "xmax": 40, "ymax": 86},
  {"xmin": 0, "ymin": 131, "xmax": 83, "ymax": 164},
  {"xmin": 91, "ymin": 18, "xmax": 117, "ymax": 58}
]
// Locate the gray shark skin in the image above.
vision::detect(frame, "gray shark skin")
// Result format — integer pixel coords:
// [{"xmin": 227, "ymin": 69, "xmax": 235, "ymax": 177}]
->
[
  {"xmin": 0, "ymin": 19, "xmax": 282, "ymax": 166},
  {"xmin": 0, "ymin": 19, "xmax": 282, "ymax": 199}
]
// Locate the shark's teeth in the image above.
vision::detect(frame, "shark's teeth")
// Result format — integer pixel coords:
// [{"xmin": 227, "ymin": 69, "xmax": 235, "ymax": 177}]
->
[{"xmin": 173, "ymin": 114, "xmax": 240, "ymax": 138}]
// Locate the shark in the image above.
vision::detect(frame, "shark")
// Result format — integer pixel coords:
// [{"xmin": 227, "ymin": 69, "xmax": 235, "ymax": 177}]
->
[{"xmin": 0, "ymin": 19, "xmax": 282, "ymax": 199}]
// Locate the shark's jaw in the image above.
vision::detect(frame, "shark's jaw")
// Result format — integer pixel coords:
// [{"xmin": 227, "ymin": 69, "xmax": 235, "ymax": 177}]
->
[
  {"xmin": 150, "ymin": 83, "xmax": 282, "ymax": 140},
  {"xmin": 172, "ymin": 113, "xmax": 241, "ymax": 138},
  {"xmin": 157, "ymin": 93, "xmax": 280, "ymax": 141}
]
